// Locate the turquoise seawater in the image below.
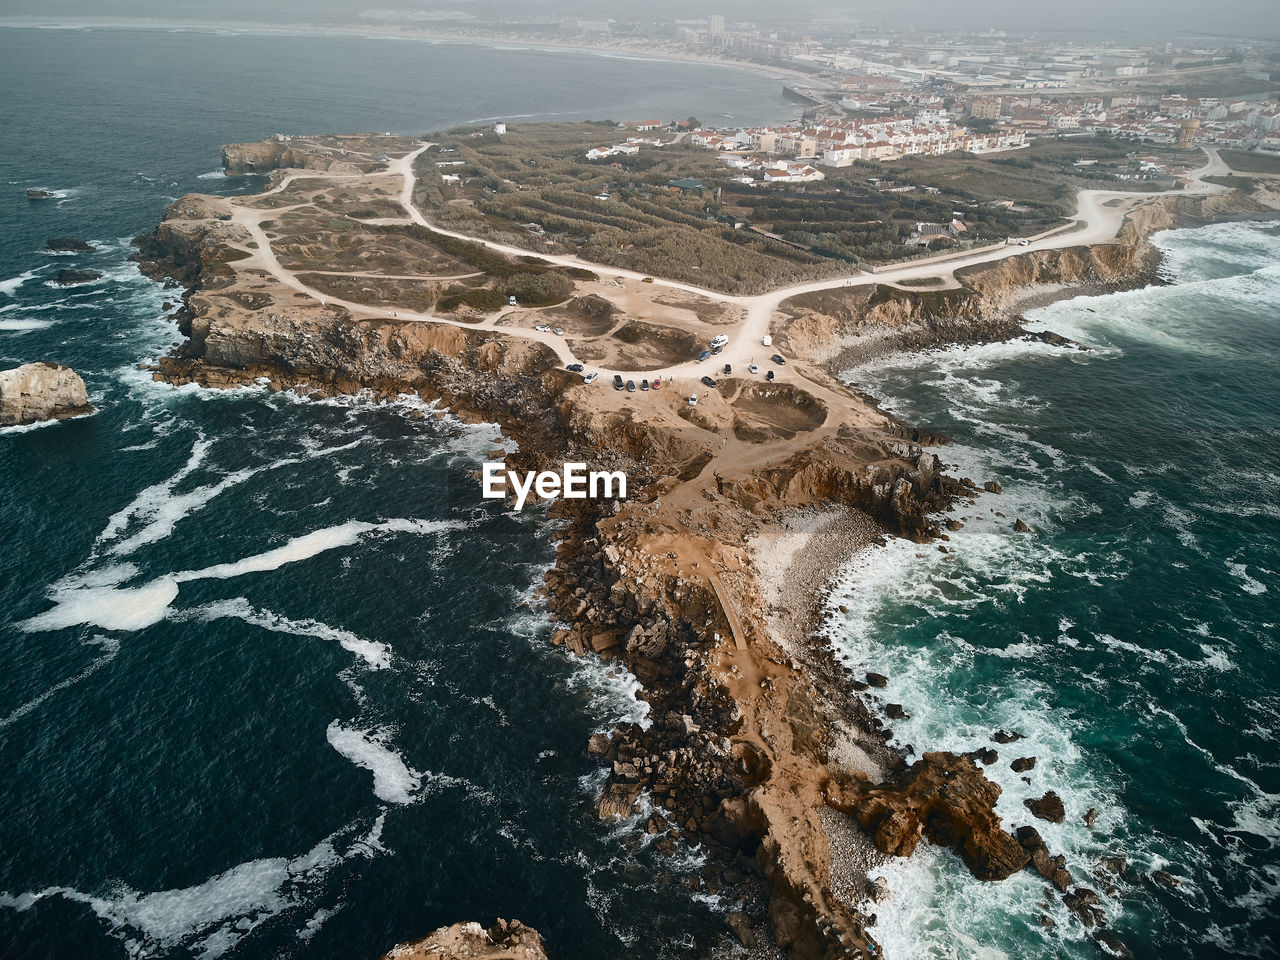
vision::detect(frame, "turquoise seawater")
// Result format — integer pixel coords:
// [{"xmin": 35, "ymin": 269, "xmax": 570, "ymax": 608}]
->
[
  {"xmin": 833, "ymin": 220, "xmax": 1280, "ymax": 959},
  {"xmin": 0, "ymin": 25, "xmax": 794, "ymax": 960}
]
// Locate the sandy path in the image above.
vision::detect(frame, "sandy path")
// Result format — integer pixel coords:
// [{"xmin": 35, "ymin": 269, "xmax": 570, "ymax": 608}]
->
[{"xmin": 227, "ymin": 143, "xmax": 1226, "ymax": 390}]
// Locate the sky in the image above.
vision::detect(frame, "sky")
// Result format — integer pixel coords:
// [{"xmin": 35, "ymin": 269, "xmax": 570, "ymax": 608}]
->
[{"xmin": 0, "ymin": 0, "xmax": 1276, "ymax": 40}]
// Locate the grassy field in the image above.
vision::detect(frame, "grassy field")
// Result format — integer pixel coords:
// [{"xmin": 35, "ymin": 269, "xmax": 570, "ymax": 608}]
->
[
  {"xmin": 410, "ymin": 122, "xmax": 1086, "ymax": 289},
  {"xmin": 1221, "ymin": 150, "xmax": 1280, "ymax": 175},
  {"xmin": 861, "ymin": 138, "xmax": 1195, "ymax": 207}
]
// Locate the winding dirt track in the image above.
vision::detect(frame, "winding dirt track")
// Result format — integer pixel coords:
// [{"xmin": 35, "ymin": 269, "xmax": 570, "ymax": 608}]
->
[{"xmin": 227, "ymin": 144, "xmax": 1226, "ymax": 386}]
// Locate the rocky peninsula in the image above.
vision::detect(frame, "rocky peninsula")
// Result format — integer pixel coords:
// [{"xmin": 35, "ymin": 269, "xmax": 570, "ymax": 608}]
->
[{"xmin": 131, "ymin": 130, "xmax": 1278, "ymax": 959}]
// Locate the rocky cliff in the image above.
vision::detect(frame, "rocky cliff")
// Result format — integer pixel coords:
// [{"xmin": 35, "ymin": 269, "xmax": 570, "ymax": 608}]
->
[
  {"xmin": 0, "ymin": 362, "xmax": 92, "ymax": 427},
  {"xmin": 384, "ymin": 919, "xmax": 547, "ymax": 960}
]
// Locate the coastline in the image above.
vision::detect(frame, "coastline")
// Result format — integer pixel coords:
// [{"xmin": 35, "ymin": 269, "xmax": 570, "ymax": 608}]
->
[
  {"xmin": 0, "ymin": 15, "xmax": 817, "ymax": 88},
  {"xmin": 129, "ymin": 133, "xmax": 1278, "ymax": 960}
]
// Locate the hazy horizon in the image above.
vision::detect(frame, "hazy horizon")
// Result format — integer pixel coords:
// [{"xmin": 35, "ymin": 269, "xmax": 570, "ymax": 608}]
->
[{"xmin": 0, "ymin": 0, "xmax": 1277, "ymax": 42}]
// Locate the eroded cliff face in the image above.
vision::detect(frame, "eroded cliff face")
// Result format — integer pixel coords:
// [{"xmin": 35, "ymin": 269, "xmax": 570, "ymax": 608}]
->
[
  {"xmin": 782, "ymin": 186, "xmax": 1280, "ymax": 370},
  {"xmin": 222, "ymin": 140, "xmax": 363, "ymax": 176},
  {"xmin": 0, "ymin": 362, "xmax": 92, "ymax": 427},
  {"xmin": 384, "ymin": 919, "xmax": 547, "ymax": 960}
]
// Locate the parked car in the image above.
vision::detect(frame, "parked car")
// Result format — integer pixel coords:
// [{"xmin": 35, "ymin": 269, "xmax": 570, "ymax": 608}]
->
[
  {"xmin": 626, "ymin": 380, "xmax": 636, "ymax": 393},
  {"xmin": 652, "ymin": 377, "xmax": 662, "ymax": 390},
  {"xmin": 723, "ymin": 363, "xmax": 732, "ymax": 375},
  {"xmin": 762, "ymin": 335, "xmax": 772, "ymax": 346},
  {"xmin": 583, "ymin": 372, "xmax": 598, "ymax": 384},
  {"xmin": 566, "ymin": 363, "xmax": 584, "ymax": 372},
  {"xmin": 771, "ymin": 354, "xmax": 786, "ymax": 365},
  {"xmin": 640, "ymin": 379, "xmax": 649, "ymax": 391},
  {"xmin": 552, "ymin": 327, "xmax": 564, "ymax": 335},
  {"xmin": 1019, "ymin": 239, "xmax": 1031, "ymax": 246},
  {"xmin": 748, "ymin": 364, "xmax": 759, "ymax": 374},
  {"xmin": 710, "ymin": 334, "xmax": 729, "ymax": 349},
  {"xmin": 507, "ymin": 295, "xmax": 517, "ymax": 306},
  {"xmin": 614, "ymin": 375, "xmax": 624, "ymax": 390},
  {"xmin": 697, "ymin": 350, "xmax": 711, "ymax": 362},
  {"xmin": 535, "ymin": 324, "xmax": 551, "ymax": 332},
  {"xmin": 688, "ymin": 395, "xmax": 698, "ymax": 406},
  {"xmin": 700, "ymin": 376, "xmax": 717, "ymax": 388},
  {"xmin": 766, "ymin": 370, "xmax": 776, "ymax": 381},
  {"xmin": 642, "ymin": 276, "xmax": 655, "ymax": 283}
]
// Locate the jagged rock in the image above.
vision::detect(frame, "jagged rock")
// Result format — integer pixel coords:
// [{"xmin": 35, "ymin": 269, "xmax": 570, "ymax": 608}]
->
[
  {"xmin": 827, "ymin": 751, "xmax": 1031, "ymax": 880},
  {"xmin": 27, "ymin": 188, "xmax": 57, "ymax": 200},
  {"xmin": 1051, "ymin": 866, "xmax": 1073, "ymax": 893},
  {"xmin": 992, "ymin": 729, "xmax": 1024, "ymax": 744},
  {"xmin": 383, "ymin": 918, "xmax": 547, "ymax": 960},
  {"xmin": 1063, "ymin": 886, "xmax": 1106, "ymax": 928},
  {"xmin": 0, "ymin": 362, "xmax": 91, "ymax": 427},
  {"xmin": 53, "ymin": 268, "xmax": 101, "ymax": 286},
  {"xmin": 1013, "ymin": 519, "xmax": 1032, "ymax": 533},
  {"xmin": 726, "ymin": 911, "xmax": 756, "ymax": 949},
  {"xmin": 983, "ymin": 481, "xmax": 1003, "ymax": 494},
  {"xmin": 1097, "ymin": 855, "xmax": 1128, "ymax": 877},
  {"xmin": 1084, "ymin": 807, "xmax": 1099, "ymax": 829},
  {"xmin": 45, "ymin": 237, "xmax": 95, "ymax": 252},
  {"xmin": 970, "ymin": 748, "xmax": 998, "ymax": 766},
  {"xmin": 871, "ymin": 877, "xmax": 892, "ymax": 903},
  {"xmin": 886, "ymin": 703, "xmax": 908, "ymax": 720},
  {"xmin": 1011, "ymin": 756, "xmax": 1036, "ymax": 773},
  {"xmin": 1096, "ymin": 931, "xmax": 1134, "ymax": 958},
  {"xmin": 586, "ymin": 732, "xmax": 611, "ymax": 757},
  {"xmin": 1151, "ymin": 869, "xmax": 1181, "ymax": 889},
  {"xmin": 598, "ymin": 781, "xmax": 641, "ymax": 819},
  {"xmin": 1025, "ymin": 791, "xmax": 1065, "ymax": 823},
  {"xmin": 866, "ymin": 672, "xmax": 888, "ymax": 688}
]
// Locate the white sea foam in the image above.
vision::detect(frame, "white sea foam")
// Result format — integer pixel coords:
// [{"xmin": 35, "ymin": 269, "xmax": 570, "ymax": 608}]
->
[
  {"xmin": 0, "ymin": 317, "xmax": 55, "ymax": 332},
  {"xmin": 0, "ymin": 267, "xmax": 44, "ymax": 297},
  {"xmin": 23, "ymin": 518, "xmax": 465, "ymax": 634},
  {"xmin": 0, "ymin": 637, "xmax": 120, "ymax": 730},
  {"xmin": 182, "ymin": 598, "xmax": 392, "ymax": 669},
  {"xmin": 1227, "ymin": 561, "xmax": 1268, "ymax": 596},
  {"xmin": 0, "ymin": 816, "xmax": 383, "ymax": 958},
  {"xmin": 325, "ymin": 722, "xmax": 421, "ymax": 804}
]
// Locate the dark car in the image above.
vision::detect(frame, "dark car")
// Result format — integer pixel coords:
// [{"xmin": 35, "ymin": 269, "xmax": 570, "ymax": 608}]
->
[
  {"xmin": 700, "ymin": 376, "xmax": 717, "ymax": 388},
  {"xmin": 567, "ymin": 363, "xmax": 584, "ymax": 372},
  {"xmin": 724, "ymin": 363, "xmax": 732, "ymax": 375},
  {"xmin": 626, "ymin": 380, "xmax": 636, "ymax": 393},
  {"xmin": 640, "ymin": 379, "xmax": 650, "ymax": 391},
  {"xmin": 766, "ymin": 370, "xmax": 776, "ymax": 381},
  {"xmin": 710, "ymin": 345, "xmax": 722, "ymax": 355},
  {"xmin": 696, "ymin": 350, "xmax": 711, "ymax": 362},
  {"xmin": 771, "ymin": 354, "xmax": 787, "ymax": 365},
  {"xmin": 614, "ymin": 375, "xmax": 624, "ymax": 390}
]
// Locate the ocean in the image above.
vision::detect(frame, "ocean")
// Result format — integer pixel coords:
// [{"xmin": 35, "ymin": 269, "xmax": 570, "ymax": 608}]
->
[
  {"xmin": 832, "ymin": 219, "xmax": 1280, "ymax": 959},
  {"xmin": 0, "ymin": 24, "xmax": 794, "ymax": 960},
  {"xmin": 1, "ymin": 23, "xmax": 1277, "ymax": 960}
]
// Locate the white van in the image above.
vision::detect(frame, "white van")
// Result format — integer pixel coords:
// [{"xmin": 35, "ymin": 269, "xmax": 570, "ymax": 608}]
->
[
  {"xmin": 762, "ymin": 335, "xmax": 772, "ymax": 347},
  {"xmin": 710, "ymin": 334, "xmax": 729, "ymax": 350}
]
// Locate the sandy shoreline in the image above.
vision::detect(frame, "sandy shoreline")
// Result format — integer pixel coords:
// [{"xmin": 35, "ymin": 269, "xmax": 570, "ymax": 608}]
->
[{"xmin": 0, "ymin": 15, "xmax": 817, "ymax": 88}]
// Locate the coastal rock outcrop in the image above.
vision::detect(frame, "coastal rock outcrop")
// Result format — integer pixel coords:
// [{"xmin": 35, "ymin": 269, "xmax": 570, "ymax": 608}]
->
[
  {"xmin": 53, "ymin": 268, "xmax": 101, "ymax": 286},
  {"xmin": 0, "ymin": 362, "xmax": 92, "ymax": 427},
  {"xmin": 826, "ymin": 751, "xmax": 1031, "ymax": 881},
  {"xmin": 46, "ymin": 237, "xmax": 95, "ymax": 252},
  {"xmin": 383, "ymin": 919, "xmax": 547, "ymax": 960},
  {"xmin": 222, "ymin": 138, "xmax": 364, "ymax": 176}
]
